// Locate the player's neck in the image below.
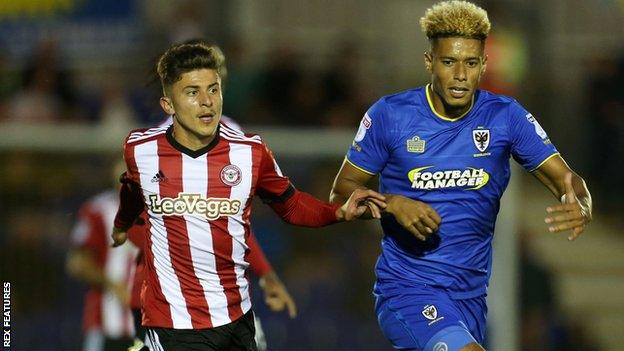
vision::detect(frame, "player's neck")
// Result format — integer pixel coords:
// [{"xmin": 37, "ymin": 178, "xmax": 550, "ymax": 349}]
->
[
  {"xmin": 427, "ymin": 85, "xmax": 472, "ymax": 120},
  {"xmin": 172, "ymin": 124, "xmax": 217, "ymax": 151}
]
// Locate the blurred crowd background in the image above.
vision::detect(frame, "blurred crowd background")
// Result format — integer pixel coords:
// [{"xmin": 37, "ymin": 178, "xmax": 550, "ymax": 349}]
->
[{"xmin": 0, "ymin": 0, "xmax": 622, "ymax": 350}]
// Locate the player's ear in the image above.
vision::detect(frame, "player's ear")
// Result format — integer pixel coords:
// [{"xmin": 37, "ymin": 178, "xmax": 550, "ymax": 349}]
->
[
  {"xmin": 160, "ymin": 96, "xmax": 175, "ymax": 115},
  {"xmin": 481, "ymin": 54, "xmax": 488, "ymax": 76},
  {"xmin": 424, "ymin": 51, "xmax": 433, "ymax": 72}
]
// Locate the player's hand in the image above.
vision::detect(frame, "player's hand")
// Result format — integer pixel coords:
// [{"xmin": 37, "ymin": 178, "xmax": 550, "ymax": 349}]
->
[
  {"xmin": 109, "ymin": 281, "xmax": 130, "ymax": 307},
  {"xmin": 337, "ymin": 189, "xmax": 386, "ymax": 221},
  {"xmin": 259, "ymin": 271, "xmax": 297, "ymax": 318},
  {"xmin": 111, "ymin": 227, "xmax": 128, "ymax": 247},
  {"xmin": 545, "ymin": 173, "xmax": 592, "ymax": 241},
  {"xmin": 384, "ymin": 194, "xmax": 441, "ymax": 241}
]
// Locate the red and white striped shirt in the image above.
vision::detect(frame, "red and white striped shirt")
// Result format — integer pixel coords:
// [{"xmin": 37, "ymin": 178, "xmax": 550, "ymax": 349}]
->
[
  {"xmin": 126, "ymin": 116, "xmax": 271, "ymax": 312},
  {"xmin": 120, "ymin": 123, "xmax": 293, "ymax": 329},
  {"xmin": 71, "ymin": 190, "xmax": 139, "ymax": 337}
]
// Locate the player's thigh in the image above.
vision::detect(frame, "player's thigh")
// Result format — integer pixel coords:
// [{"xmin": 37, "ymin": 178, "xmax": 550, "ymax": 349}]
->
[
  {"xmin": 375, "ymin": 287, "xmax": 479, "ymax": 351},
  {"xmin": 229, "ymin": 310, "xmax": 257, "ymax": 351},
  {"xmin": 132, "ymin": 308, "xmax": 147, "ymax": 342},
  {"xmin": 456, "ymin": 296, "xmax": 487, "ymax": 344},
  {"xmin": 252, "ymin": 314, "xmax": 266, "ymax": 351},
  {"xmin": 103, "ymin": 336, "xmax": 134, "ymax": 351},
  {"xmin": 145, "ymin": 328, "xmax": 222, "ymax": 351}
]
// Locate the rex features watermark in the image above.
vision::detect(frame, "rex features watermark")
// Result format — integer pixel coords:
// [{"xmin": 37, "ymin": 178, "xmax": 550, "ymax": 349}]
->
[{"xmin": 3, "ymin": 282, "xmax": 10, "ymax": 348}]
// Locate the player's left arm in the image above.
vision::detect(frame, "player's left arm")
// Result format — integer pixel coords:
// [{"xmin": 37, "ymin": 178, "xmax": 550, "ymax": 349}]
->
[
  {"xmin": 246, "ymin": 231, "xmax": 297, "ymax": 318},
  {"xmin": 258, "ymin": 143, "xmax": 385, "ymax": 226},
  {"xmin": 532, "ymin": 155, "xmax": 592, "ymax": 240}
]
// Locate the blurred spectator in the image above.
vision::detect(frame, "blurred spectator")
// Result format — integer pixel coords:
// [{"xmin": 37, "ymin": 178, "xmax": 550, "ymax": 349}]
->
[
  {"xmin": 98, "ymin": 73, "xmax": 139, "ymax": 132},
  {"xmin": 8, "ymin": 40, "xmax": 79, "ymax": 123},
  {"xmin": 520, "ymin": 231, "xmax": 555, "ymax": 351},
  {"xmin": 480, "ymin": 3, "xmax": 529, "ymax": 97},
  {"xmin": 320, "ymin": 40, "xmax": 371, "ymax": 128},
  {"xmin": 586, "ymin": 53, "xmax": 624, "ymax": 213},
  {"xmin": 167, "ymin": 0, "xmax": 208, "ymax": 45},
  {"xmin": 250, "ymin": 45, "xmax": 310, "ymax": 125},
  {"xmin": 520, "ymin": 230, "xmax": 602, "ymax": 351},
  {"xmin": 0, "ymin": 49, "xmax": 21, "ymax": 120},
  {"xmin": 222, "ymin": 37, "xmax": 260, "ymax": 122}
]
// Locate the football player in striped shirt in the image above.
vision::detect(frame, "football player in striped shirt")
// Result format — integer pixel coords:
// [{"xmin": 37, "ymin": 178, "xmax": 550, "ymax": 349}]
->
[
  {"xmin": 330, "ymin": 1, "xmax": 592, "ymax": 350},
  {"xmin": 67, "ymin": 160, "xmax": 140, "ymax": 351},
  {"xmin": 128, "ymin": 54, "xmax": 298, "ymax": 350},
  {"xmin": 111, "ymin": 42, "xmax": 385, "ymax": 350}
]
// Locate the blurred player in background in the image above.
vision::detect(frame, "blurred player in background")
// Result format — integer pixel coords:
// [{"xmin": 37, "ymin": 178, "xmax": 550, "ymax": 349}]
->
[
  {"xmin": 111, "ymin": 41, "xmax": 385, "ymax": 350},
  {"xmin": 330, "ymin": 1, "xmax": 592, "ymax": 350},
  {"xmin": 66, "ymin": 159, "xmax": 140, "ymax": 351}
]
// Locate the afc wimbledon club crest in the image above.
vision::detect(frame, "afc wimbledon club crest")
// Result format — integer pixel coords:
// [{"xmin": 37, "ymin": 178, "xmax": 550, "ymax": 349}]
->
[
  {"xmin": 422, "ymin": 304, "xmax": 438, "ymax": 320},
  {"xmin": 472, "ymin": 129, "xmax": 490, "ymax": 153},
  {"xmin": 221, "ymin": 164, "xmax": 242, "ymax": 186}
]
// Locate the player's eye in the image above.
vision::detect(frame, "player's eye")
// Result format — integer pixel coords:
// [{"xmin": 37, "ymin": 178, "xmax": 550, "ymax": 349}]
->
[
  {"xmin": 442, "ymin": 60, "xmax": 453, "ymax": 66},
  {"xmin": 466, "ymin": 61, "xmax": 478, "ymax": 68},
  {"xmin": 209, "ymin": 86, "xmax": 219, "ymax": 94},
  {"xmin": 186, "ymin": 90, "xmax": 198, "ymax": 96}
]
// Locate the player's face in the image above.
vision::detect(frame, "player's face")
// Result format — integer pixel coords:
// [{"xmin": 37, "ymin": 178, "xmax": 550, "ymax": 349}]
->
[
  {"xmin": 160, "ymin": 68, "xmax": 223, "ymax": 149},
  {"xmin": 424, "ymin": 37, "xmax": 486, "ymax": 118}
]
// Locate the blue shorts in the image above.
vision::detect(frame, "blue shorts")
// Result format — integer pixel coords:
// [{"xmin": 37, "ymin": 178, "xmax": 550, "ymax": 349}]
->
[{"xmin": 374, "ymin": 282, "xmax": 487, "ymax": 351}]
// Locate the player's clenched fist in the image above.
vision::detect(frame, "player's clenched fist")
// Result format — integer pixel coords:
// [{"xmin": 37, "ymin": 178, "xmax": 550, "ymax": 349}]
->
[
  {"xmin": 111, "ymin": 227, "xmax": 128, "ymax": 247},
  {"xmin": 384, "ymin": 195, "xmax": 441, "ymax": 241}
]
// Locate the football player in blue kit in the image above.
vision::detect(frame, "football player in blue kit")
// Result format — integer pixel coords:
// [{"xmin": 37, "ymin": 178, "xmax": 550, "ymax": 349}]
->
[{"xmin": 329, "ymin": 1, "xmax": 592, "ymax": 350}]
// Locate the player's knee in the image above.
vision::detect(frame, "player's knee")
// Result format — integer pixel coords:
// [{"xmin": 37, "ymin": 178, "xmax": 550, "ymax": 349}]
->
[{"xmin": 460, "ymin": 342, "xmax": 486, "ymax": 351}]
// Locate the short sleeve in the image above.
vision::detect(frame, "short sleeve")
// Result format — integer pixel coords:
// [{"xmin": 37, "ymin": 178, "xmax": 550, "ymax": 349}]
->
[
  {"xmin": 70, "ymin": 204, "xmax": 105, "ymax": 252},
  {"xmin": 256, "ymin": 143, "xmax": 293, "ymax": 203},
  {"xmin": 122, "ymin": 131, "xmax": 141, "ymax": 185},
  {"xmin": 345, "ymin": 99, "xmax": 389, "ymax": 175},
  {"xmin": 508, "ymin": 102, "xmax": 559, "ymax": 171}
]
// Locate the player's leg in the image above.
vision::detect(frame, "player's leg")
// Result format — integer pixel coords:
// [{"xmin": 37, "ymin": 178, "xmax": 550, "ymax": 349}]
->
[
  {"xmin": 460, "ymin": 343, "xmax": 486, "ymax": 351},
  {"xmin": 129, "ymin": 308, "xmax": 148, "ymax": 351},
  {"xmin": 144, "ymin": 327, "xmax": 224, "ymax": 351},
  {"xmin": 252, "ymin": 313, "xmax": 267, "ymax": 351},
  {"xmin": 424, "ymin": 295, "xmax": 488, "ymax": 351},
  {"xmin": 144, "ymin": 310, "xmax": 256, "ymax": 351},
  {"xmin": 82, "ymin": 329, "xmax": 103, "ymax": 351},
  {"xmin": 375, "ymin": 283, "xmax": 482, "ymax": 351},
  {"xmin": 102, "ymin": 336, "xmax": 134, "ymax": 350},
  {"xmin": 455, "ymin": 296, "xmax": 487, "ymax": 345},
  {"xmin": 228, "ymin": 310, "xmax": 258, "ymax": 351},
  {"xmin": 454, "ymin": 296, "xmax": 488, "ymax": 351}
]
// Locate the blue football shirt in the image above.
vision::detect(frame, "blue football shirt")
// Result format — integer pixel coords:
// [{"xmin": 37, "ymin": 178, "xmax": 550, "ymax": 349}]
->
[{"xmin": 347, "ymin": 85, "xmax": 558, "ymax": 299}]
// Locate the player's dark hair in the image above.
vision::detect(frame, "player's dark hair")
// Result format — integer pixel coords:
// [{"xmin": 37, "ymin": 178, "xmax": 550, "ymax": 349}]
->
[{"xmin": 157, "ymin": 42, "xmax": 226, "ymax": 90}]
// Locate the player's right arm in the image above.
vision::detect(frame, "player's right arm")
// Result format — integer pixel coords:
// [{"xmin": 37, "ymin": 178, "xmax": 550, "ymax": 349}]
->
[
  {"xmin": 332, "ymin": 101, "xmax": 441, "ymax": 241},
  {"xmin": 67, "ymin": 204, "xmax": 130, "ymax": 305},
  {"xmin": 330, "ymin": 159, "xmax": 440, "ymax": 241},
  {"xmin": 112, "ymin": 174, "xmax": 144, "ymax": 247},
  {"xmin": 112, "ymin": 131, "xmax": 148, "ymax": 247},
  {"xmin": 66, "ymin": 248, "xmax": 131, "ymax": 306}
]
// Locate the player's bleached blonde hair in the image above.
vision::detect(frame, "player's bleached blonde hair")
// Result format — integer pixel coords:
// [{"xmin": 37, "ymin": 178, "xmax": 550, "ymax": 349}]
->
[{"xmin": 420, "ymin": 1, "xmax": 491, "ymax": 41}]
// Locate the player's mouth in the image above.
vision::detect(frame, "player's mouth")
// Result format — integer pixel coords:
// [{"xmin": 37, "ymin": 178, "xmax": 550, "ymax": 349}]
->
[
  {"xmin": 448, "ymin": 86, "xmax": 469, "ymax": 99},
  {"xmin": 198, "ymin": 112, "xmax": 215, "ymax": 124}
]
